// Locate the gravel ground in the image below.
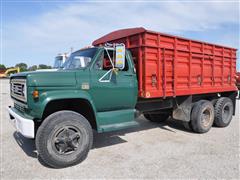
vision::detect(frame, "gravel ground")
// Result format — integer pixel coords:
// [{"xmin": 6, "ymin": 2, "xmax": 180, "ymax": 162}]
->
[{"xmin": 0, "ymin": 79, "xmax": 239, "ymax": 179}]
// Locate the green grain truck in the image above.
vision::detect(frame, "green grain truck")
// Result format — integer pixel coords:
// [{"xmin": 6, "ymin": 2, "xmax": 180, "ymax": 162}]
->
[{"xmin": 8, "ymin": 28, "xmax": 238, "ymax": 168}]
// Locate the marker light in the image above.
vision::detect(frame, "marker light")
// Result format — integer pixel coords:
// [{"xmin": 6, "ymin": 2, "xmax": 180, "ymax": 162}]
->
[{"xmin": 32, "ymin": 90, "xmax": 39, "ymax": 98}]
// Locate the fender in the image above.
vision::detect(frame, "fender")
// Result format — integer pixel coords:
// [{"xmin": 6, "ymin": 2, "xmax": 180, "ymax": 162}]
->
[{"xmin": 28, "ymin": 89, "xmax": 98, "ymax": 123}]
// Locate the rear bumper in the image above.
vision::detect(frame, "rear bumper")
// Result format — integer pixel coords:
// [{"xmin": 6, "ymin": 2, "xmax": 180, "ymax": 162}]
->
[{"xmin": 7, "ymin": 106, "xmax": 35, "ymax": 139}]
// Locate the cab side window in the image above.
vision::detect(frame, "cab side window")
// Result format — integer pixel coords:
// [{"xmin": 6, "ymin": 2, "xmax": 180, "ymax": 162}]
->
[
  {"xmin": 94, "ymin": 50, "xmax": 128, "ymax": 71},
  {"xmin": 94, "ymin": 53, "xmax": 103, "ymax": 70}
]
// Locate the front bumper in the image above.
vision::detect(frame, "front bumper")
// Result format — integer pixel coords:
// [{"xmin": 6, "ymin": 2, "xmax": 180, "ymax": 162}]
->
[{"xmin": 7, "ymin": 106, "xmax": 35, "ymax": 138}]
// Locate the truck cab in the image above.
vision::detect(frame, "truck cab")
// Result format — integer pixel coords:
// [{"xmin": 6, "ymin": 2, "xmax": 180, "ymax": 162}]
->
[{"xmin": 8, "ymin": 45, "xmax": 138, "ymax": 168}]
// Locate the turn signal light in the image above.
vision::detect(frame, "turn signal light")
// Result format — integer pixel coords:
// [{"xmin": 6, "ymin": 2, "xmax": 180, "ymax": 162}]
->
[{"xmin": 32, "ymin": 90, "xmax": 39, "ymax": 98}]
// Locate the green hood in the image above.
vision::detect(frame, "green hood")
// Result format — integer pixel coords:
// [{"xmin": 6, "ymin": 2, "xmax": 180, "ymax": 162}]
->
[{"xmin": 12, "ymin": 70, "xmax": 77, "ymax": 87}]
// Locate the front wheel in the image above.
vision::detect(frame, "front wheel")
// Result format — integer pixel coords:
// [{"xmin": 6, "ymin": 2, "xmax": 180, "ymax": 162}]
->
[{"xmin": 36, "ymin": 111, "xmax": 93, "ymax": 168}]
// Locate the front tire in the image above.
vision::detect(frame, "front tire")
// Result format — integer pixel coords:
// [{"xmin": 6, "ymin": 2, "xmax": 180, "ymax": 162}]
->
[{"xmin": 36, "ymin": 111, "xmax": 93, "ymax": 168}]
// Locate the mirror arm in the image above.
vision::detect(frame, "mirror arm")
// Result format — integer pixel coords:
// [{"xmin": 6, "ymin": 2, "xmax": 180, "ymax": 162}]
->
[{"xmin": 105, "ymin": 48, "xmax": 114, "ymax": 68}]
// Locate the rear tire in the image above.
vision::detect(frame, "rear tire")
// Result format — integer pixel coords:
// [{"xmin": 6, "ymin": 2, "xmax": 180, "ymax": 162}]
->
[
  {"xmin": 214, "ymin": 97, "xmax": 233, "ymax": 127},
  {"xmin": 36, "ymin": 111, "xmax": 93, "ymax": 168},
  {"xmin": 190, "ymin": 100, "xmax": 214, "ymax": 133},
  {"xmin": 144, "ymin": 113, "xmax": 170, "ymax": 123},
  {"xmin": 211, "ymin": 98, "xmax": 218, "ymax": 107}
]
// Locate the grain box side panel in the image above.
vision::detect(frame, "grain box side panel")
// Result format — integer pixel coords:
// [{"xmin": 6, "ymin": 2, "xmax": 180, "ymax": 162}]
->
[
  {"xmin": 92, "ymin": 28, "xmax": 237, "ymax": 99},
  {"xmin": 143, "ymin": 46, "xmax": 163, "ymax": 97}
]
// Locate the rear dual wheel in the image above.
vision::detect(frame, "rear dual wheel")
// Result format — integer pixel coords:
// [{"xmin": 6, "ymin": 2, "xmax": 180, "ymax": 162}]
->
[
  {"xmin": 214, "ymin": 97, "xmax": 233, "ymax": 127},
  {"xmin": 190, "ymin": 100, "xmax": 214, "ymax": 133},
  {"xmin": 184, "ymin": 97, "xmax": 233, "ymax": 133}
]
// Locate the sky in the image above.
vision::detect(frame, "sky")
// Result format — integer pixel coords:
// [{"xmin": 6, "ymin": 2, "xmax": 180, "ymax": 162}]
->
[{"xmin": 1, "ymin": 0, "xmax": 240, "ymax": 70}]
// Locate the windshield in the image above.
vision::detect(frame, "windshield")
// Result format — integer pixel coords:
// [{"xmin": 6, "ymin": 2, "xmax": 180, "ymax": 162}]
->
[
  {"xmin": 53, "ymin": 56, "xmax": 64, "ymax": 68},
  {"xmin": 63, "ymin": 48, "xmax": 97, "ymax": 69}
]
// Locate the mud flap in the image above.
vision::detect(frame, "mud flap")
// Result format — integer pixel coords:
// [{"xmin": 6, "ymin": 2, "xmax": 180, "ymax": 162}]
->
[{"xmin": 172, "ymin": 96, "xmax": 192, "ymax": 122}]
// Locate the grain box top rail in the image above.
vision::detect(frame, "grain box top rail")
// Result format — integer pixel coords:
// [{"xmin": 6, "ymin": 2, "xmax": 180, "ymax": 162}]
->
[{"xmin": 92, "ymin": 27, "xmax": 237, "ymax": 50}]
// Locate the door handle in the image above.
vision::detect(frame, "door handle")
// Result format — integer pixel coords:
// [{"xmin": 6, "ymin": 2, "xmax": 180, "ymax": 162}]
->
[{"xmin": 124, "ymin": 74, "xmax": 134, "ymax": 77}]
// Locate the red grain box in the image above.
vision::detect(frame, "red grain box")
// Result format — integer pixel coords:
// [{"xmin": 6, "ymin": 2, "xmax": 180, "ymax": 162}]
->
[{"xmin": 93, "ymin": 27, "xmax": 237, "ymax": 98}]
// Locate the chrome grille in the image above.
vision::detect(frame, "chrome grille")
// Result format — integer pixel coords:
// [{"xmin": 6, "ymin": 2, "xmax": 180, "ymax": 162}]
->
[
  {"xmin": 14, "ymin": 102, "xmax": 25, "ymax": 112},
  {"xmin": 10, "ymin": 78, "xmax": 27, "ymax": 102}
]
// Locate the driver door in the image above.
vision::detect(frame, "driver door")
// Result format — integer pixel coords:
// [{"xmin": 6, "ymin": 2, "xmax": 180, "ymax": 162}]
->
[{"xmin": 89, "ymin": 49, "xmax": 137, "ymax": 112}]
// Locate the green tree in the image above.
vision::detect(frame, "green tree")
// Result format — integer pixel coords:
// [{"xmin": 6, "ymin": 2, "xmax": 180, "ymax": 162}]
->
[
  {"xmin": 15, "ymin": 63, "xmax": 28, "ymax": 72},
  {"xmin": 38, "ymin": 64, "xmax": 52, "ymax": 69},
  {"xmin": 0, "ymin": 64, "xmax": 6, "ymax": 69},
  {"xmin": 28, "ymin": 65, "xmax": 38, "ymax": 71}
]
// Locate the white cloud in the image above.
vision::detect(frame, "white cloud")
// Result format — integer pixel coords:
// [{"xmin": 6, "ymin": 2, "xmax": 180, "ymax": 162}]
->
[{"xmin": 3, "ymin": 1, "xmax": 239, "ymax": 66}]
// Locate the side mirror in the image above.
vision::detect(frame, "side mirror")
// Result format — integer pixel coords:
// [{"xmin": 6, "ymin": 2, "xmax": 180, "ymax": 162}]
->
[{"xmin": 115, "ymin": 44, "xmax": 125, "ymax": 70}]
